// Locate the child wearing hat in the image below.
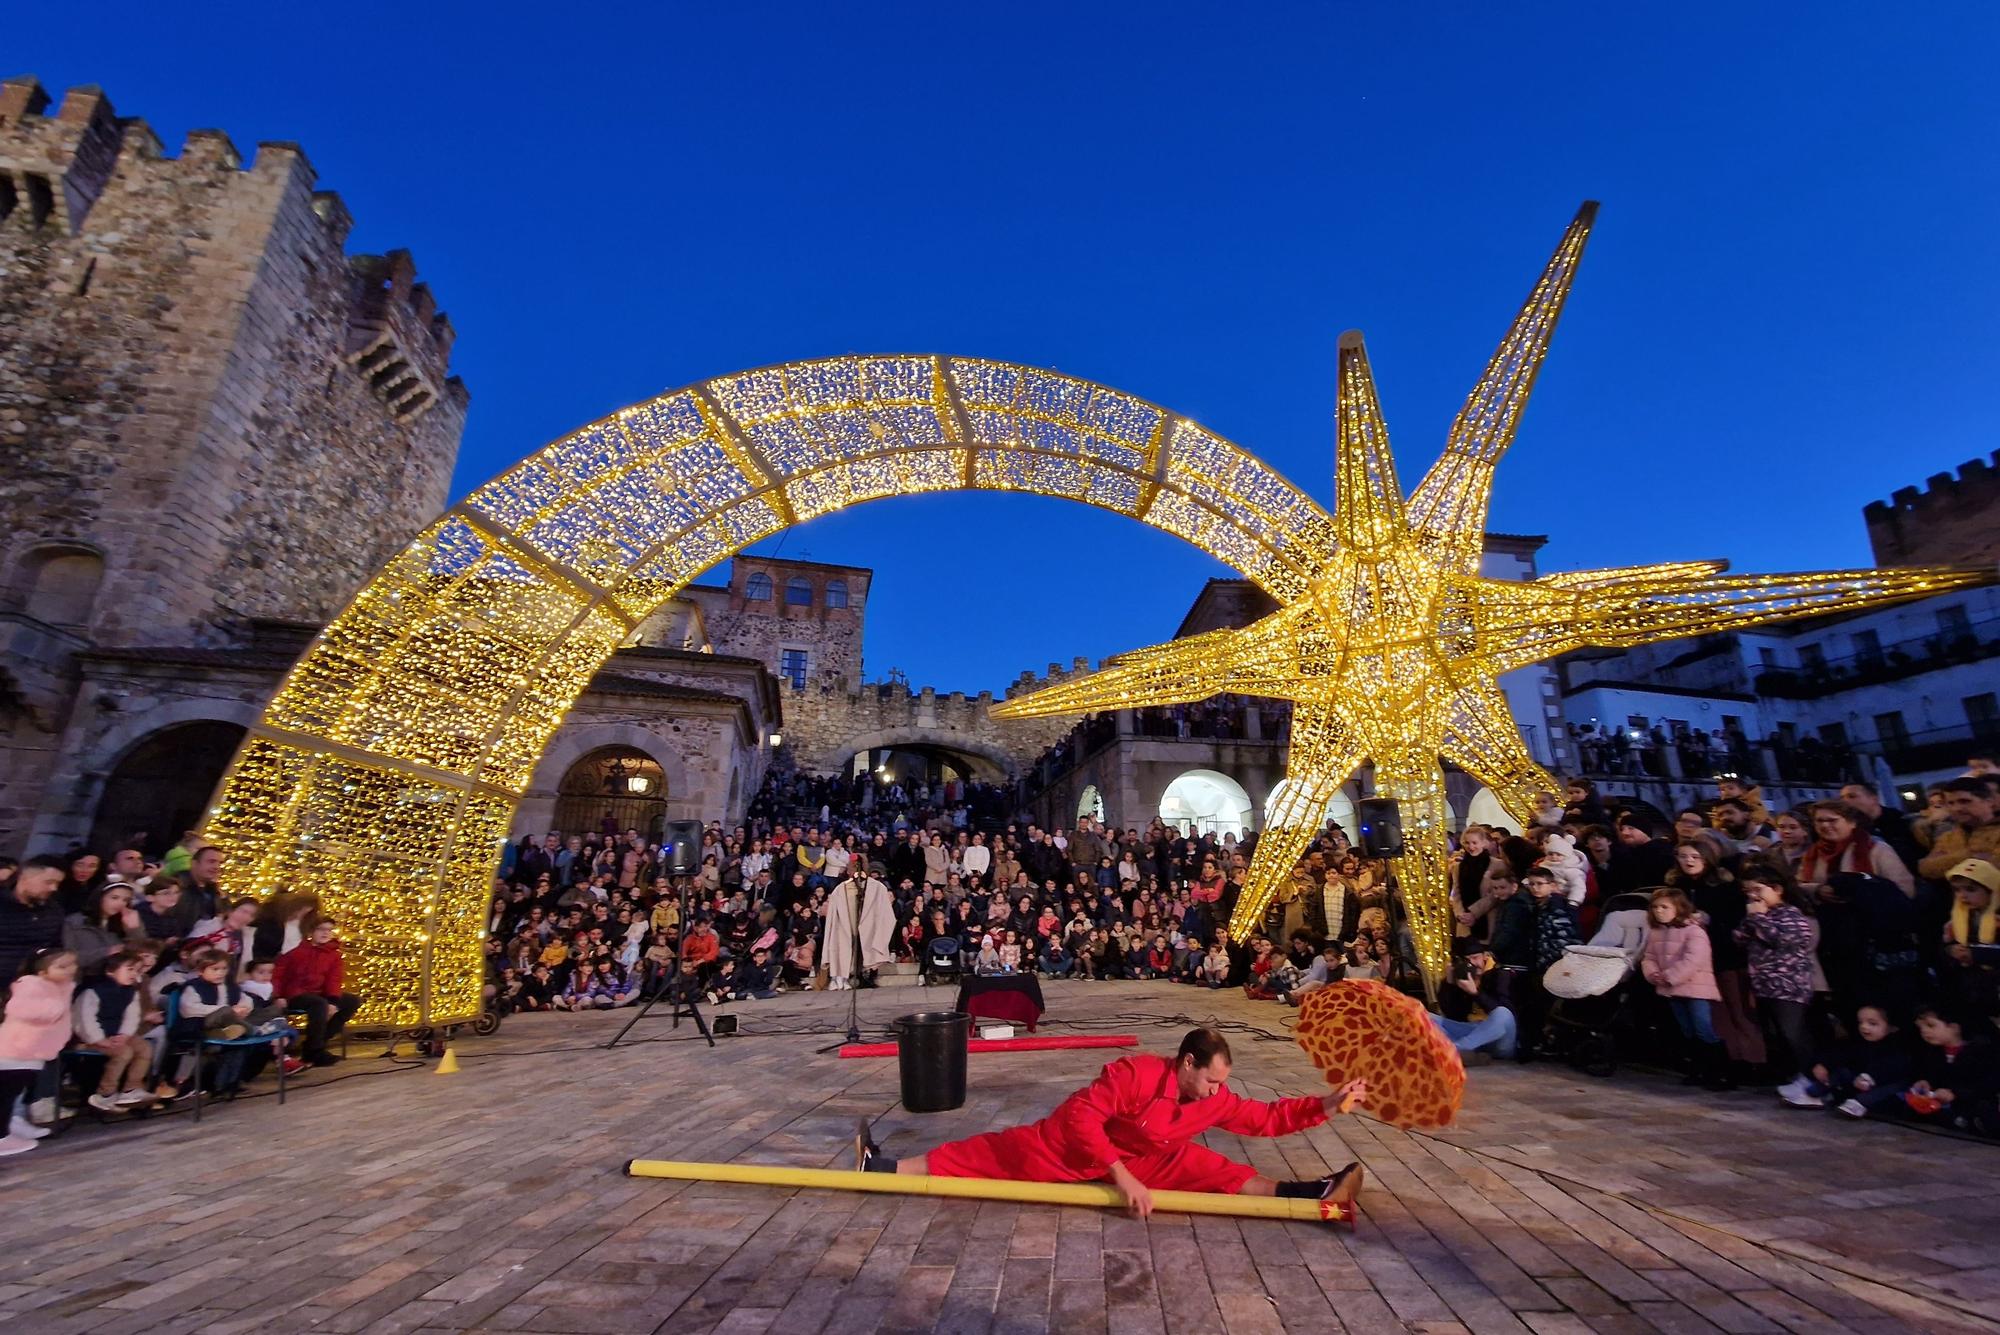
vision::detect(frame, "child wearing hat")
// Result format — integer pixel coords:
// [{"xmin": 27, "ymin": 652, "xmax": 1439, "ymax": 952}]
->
[{"xmin": 1940, "ymin": 858, "xmax": 2000, "ymax": 1020}]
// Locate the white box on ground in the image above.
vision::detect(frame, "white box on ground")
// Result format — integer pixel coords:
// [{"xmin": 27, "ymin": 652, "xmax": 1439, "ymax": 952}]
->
[{"xmin": 977, "ymin": 1024, "xmax": 1014, "ymax": 1041}]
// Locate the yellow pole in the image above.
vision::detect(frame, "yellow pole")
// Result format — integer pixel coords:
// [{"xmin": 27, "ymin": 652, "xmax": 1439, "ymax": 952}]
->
[{"xmin": 622, "ymin": 1158, "xmax": 1348, "ymax": 1223}]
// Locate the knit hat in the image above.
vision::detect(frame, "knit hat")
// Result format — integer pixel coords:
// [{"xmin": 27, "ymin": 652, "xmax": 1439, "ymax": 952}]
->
[{"xmin": 1947, "ymin": 858, "xmax": 2000, "ymax": 894}]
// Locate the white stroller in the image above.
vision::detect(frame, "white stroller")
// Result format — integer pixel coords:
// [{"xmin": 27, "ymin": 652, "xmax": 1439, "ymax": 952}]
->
[{"xmin": 1542, "ymin": 892, "xmax": 1653, "ymax": 1077}]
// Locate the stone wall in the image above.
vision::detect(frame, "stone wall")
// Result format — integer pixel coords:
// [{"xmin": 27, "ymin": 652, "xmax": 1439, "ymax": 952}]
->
[
  {"xmin": 1865, "ymin": 451, "xmax": 2000, "ymax": 568},
  {"xmin": 0, "ymin": 77, "xmax": 466, "ymax": 854},
  {"xmin": 705, "ymin": 557, "xmax": 869, "ymax": 688},
  {"xmin": 0, "ymin": 78, "xmax": 464, "ymax": 645}
]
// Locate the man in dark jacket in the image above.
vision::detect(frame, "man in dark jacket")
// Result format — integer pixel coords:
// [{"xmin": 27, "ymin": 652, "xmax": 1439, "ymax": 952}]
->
[
  {"xmin": 0, "ymin": 856, "xmax": 66, "ymax": 990},
  {"xmin": 1606, "ymin": 816, "xmax": 1677, "ymax": 894}
]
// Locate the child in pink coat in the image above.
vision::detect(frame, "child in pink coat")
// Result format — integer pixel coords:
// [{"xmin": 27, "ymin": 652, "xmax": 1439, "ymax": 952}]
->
[
  {"xmin": 1641, "ymin": 888, "xmax": 1729, "ymax": 1089},
  {"xmin": 0, "ymin": 947, "xmax": 80, "ymax": 1156}
]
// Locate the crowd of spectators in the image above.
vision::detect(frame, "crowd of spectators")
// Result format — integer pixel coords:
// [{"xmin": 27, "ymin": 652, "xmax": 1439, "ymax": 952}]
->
[
  {"xmin": 0, "ymin": 840, "xmax": 364, "ymax": 1156},
  {"xmin": 1423, "ymin": 760, "xmax": 2000, "ymax": 1139}
]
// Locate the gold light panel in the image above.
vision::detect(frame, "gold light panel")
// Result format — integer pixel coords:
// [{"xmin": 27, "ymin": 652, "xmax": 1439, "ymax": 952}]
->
[{"xmin": 994, "ymin": 202, "xmax": 1992, "ymax": 992}]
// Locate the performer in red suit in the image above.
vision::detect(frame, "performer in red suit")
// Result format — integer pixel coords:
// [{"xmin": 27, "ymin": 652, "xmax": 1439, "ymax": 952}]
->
[{"xmin": 856, "ymin": 1027, "xmax": 1367, "ymax": 1222}]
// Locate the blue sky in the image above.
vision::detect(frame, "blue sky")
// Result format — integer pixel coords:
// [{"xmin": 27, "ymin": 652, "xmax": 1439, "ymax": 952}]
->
[{"xmin": 16, "ymin": 4, "xmax": 1999, "ymax": 690}]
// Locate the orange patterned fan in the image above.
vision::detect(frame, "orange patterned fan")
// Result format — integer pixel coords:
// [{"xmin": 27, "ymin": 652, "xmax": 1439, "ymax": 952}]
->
[{"xmin": 1293, "ymin": 980, "xmax": 1465, "ymax": 1129}]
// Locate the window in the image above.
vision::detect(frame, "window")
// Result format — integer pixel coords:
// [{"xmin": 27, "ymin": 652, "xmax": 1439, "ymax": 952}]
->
[
  {"xmin": 1873, "ymin": 711, "xmax": 1910, "ymax": 752},
  {"xmin": 17, "ymin": 546, "xmax": 104, "ymax": 628},
  {"xmin": 1851, "ymin": 629, "xmax": 1882, "ymax": 665},
  {"xmin": 825, "ymin": 579, "xmax": 848, "ymax": 609},
  {"xmin": 784, "ymin": 577, "xmax": 812, "ymax": 607},
  {"xmin": 744, "ymin": 572, "xmax": 773, "ymax": 601},
  {"xmin": 1798, "ymin": 643, "xmax": 1826, "ymax": 671},
  {"xmin": 1966, "ymin": 692, "xmax": 1999, "ymax": 740},
  {"xmin": 1757, "ymin": 647, "xmax": 1780, "ymax": 668},
  {"xmin": 779, "ymin": 648, "xmax": 808, "ymax": 690},
  {"xmin": 1937, "ymin": 604, "xmax": 1972, "ymax": 636},
  {"xmin": 1818, "ymin": 722, "xmax": 1849, "ymax": 749}
]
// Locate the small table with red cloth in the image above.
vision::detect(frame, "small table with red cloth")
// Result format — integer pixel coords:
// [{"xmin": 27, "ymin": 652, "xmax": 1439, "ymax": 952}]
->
[{"xmin": 954, "ymin": 974, "xmax": 1046, "ymax": 1031}]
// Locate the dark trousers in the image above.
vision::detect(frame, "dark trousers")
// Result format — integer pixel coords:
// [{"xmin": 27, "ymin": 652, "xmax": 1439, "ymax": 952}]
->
[
  {"xmin": 288, "ymin": 993, "xmax": 361, "ymax": 1055},
  {"xmin": 1758, "ymin": 997, "xmax": 1812, "ymax": 1082}
]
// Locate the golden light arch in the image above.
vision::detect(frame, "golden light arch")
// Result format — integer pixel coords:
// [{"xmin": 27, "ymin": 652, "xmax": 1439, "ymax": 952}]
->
[{"xmin": 205, "ymin": 355, "xmax": 1339, "ymax": 1027}]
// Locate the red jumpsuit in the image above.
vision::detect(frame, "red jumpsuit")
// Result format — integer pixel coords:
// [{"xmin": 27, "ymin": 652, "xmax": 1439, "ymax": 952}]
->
[{"xmin": 925, "ymin": 1054, "xmax": 1326, "ymax": 1193}]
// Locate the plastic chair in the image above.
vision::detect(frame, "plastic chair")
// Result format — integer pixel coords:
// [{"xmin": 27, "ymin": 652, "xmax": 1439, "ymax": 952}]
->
[{"xmin": 162, "ymin": 987, "xmax": 291, "ymax": 1122}]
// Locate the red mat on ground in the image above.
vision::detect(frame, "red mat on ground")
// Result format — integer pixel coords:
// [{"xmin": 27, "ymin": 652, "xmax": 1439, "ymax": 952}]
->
[{"xmin": 838, "ymin": 1034, "xmax": 1138, "ymax": 1059}]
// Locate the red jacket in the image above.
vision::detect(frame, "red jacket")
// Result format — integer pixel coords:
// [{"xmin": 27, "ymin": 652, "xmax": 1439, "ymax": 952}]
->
[
  {"xmin": 274, "ymin": 939, "xmax": 346, "ymax": 998},
  {"xmin": 1049, "ymin": 1054, "xmax": 1325, "ymax": 1177}
]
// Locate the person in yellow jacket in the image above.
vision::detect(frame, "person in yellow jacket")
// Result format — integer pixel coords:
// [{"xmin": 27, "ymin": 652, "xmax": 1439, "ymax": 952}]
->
[{"xmin": 1918, "ymin": 779, "xmax": 1999, "ymax": 883}]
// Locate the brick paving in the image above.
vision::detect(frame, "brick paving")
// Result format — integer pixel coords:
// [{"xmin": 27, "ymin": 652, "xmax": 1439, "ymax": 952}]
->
[{"xmin": 1, "ymin": 980, "xmax": 1995, "ymax": 1334}]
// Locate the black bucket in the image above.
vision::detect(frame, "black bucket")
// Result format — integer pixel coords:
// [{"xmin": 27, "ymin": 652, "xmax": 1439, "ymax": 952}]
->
[{"xmin": 895, "ymin": 1010, "xmax": 970, "ymax": 1113}]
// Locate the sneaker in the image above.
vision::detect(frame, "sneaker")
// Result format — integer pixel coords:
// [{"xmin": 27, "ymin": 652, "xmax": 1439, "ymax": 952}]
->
[
  {"xmin": 113, "ymin": 1089, "xmax": 156, "ymax": 1106},
  {"xmin": 87, "ymin": 1093, "xmax": 125, "ymax": 1113},
  {"xmin": 1836, "ymin": 1098, "xmax": 1867, "ymax": 1118},
  {"xmin": 281, "ymin": 1057, "xmax": 309, "ymax": 1076},
  {"xmin": 0, "ymin": 1134, "xmax": 37, "ymax": 1157},
  {"xmin": 1777, "ymin": 1079, "xmax": 1821, "ymax": 1108},
  {"xmin": 7, "ymin": 1115, "xmax": 49, "ymax": 1140},
  {"xmin": 28, "ymin": 1098, "xmax": 55, "ymax": 1123}
]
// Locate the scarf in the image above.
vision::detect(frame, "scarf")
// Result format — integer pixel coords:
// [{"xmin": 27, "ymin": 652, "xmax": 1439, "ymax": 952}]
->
[
  {"xmin": 1801, "ymin": 827, "xmax": 1873, "ymax": 884},
  {"xmin": 1951, "ymin": 900, "xmax": 1999, "ymax": 946}
]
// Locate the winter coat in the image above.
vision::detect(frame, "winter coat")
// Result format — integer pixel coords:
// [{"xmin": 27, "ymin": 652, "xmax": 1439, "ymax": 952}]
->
[
  {"xmin": 0, "ymin": 974, "xmax": 77, "ymax": 1062},
  {"xmin": 1537, "ymin": 834, "xmax": 1589, "ymax": 906},
  {"xmin": 273, "ymin": 938, "xmax": 347, "ymax": 998},
  {"xmin": 1531, "ymin": 895, "xmax": 1580, "ymax": 971},
  {"xmin": 0, "ymin": 887, "xmax": 65, "ymax": 985},
  {"xmin": 1640, "ymin": 922, "xmax": 1720, "ymax": 1000},
  {"xmin": 1732, "ymin": 904, "xmax": 1815, "ymax": 1004}
]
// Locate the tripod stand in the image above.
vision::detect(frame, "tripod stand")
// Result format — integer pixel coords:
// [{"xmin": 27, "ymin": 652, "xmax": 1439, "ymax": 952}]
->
[
  {"xmin": 815, "ymin": 866, "xmax": 873, "ymax": 1053},
  {"xmin": 607, "ymin": 875, "xmax": 714, "ymax": 1049}
]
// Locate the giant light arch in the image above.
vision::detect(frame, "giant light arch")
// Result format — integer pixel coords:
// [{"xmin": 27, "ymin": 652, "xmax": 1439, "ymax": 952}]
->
[{"xmin": 206, "ymin": 356, "xmax": 1336, "ymax": 1027}]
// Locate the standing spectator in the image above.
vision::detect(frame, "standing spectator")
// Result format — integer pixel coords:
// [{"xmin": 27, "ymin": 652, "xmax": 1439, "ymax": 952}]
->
[
  {"xmin": 0, "ymin": 856, "xmax": 66, "ymax": 988},
  {"xmin": 1668, "ymin": 840, "xmax": 1762, "ymax": 1079},
  {"xmin": 179, "ymin": 845, "xmax": 227, "ymax": 920},
  {"xmin": 273, "ymin": 918, "xmax": 362, "ymax": 1067},
  {"xmin": 1839, "ymin": 782, "xmax": 1923, "ymax": 873},
  {"xmin": 1798, "ymin": 801, "xmax": 1915, "ymax": 898},
  {"xmin": 1918, "ymin": 778, "xmax": 1999, "ymax": 884},
  {"xmin": 1641, "ymin": 888, "xmax": 1727, "ymax": 1088},
  {"xmin": 0, "ymin": 947, "xmax": 77, "ymax": 1154},
  {"xmin": 1733, "ymin": 865, "xmax": 1819, "ymax": 1106}
]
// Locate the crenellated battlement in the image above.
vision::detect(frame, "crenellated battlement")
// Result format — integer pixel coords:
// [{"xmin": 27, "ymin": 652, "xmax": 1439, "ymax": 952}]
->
[
  {"xmin": 1003, "ymin": 655, "xmax": 1097, "ymax": 700},
  {"xmin": 1864, "ymin": 450, "xmax": 2000, "ymax": 568}
]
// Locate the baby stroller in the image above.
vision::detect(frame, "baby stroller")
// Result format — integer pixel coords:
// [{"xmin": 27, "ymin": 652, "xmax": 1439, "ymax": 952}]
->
[
  {"xmin": 1541, "ymin": 892, "xmax": 1652, "ymax": 1077},
  {"xmin": 921, "ymin": 935, "xmax": 962, "ymax": 986}
]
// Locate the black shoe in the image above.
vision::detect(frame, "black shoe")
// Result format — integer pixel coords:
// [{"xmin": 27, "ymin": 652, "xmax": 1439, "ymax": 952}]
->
[{"xmin": 307, "ymin": 1051, "xmax": 340, "ymax": 1068}]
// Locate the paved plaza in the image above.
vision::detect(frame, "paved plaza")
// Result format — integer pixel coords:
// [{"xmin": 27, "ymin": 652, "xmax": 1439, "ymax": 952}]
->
[{"xmin": 0, "ymin": 981, "xmax": 1995, "ymax": 1335}]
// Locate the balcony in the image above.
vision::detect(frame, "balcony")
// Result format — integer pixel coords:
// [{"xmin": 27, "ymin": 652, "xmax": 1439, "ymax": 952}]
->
[{"xmin": 1753, "ymin": 617, "xmax": 2000, "ymax": 699}]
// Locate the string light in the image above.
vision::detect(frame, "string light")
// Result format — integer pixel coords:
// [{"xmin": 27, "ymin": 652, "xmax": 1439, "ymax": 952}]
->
[{"xmin": 993, "ymin": 202, "xmax": 1992, "ymax": 994}]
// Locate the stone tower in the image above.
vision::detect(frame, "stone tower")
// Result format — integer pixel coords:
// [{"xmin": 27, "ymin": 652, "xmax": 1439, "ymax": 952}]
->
[
  {"xmin": 0, "ymin": 77, "xmax": 467, "ymax": 848},
  {"xmin": 1864, "ymin": 451, "xmax": 2000, "ymax": 568}
]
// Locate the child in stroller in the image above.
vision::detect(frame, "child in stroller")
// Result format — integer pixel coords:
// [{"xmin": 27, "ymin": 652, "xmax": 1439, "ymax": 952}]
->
[{"xmin": 1541, "ymin": 891, "xmax": 1653, "ymax": 1076}]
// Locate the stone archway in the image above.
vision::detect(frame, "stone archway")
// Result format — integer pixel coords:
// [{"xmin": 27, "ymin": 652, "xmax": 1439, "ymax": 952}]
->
[
  {"xmin": 203, "ymin": 355, "xmax": 1334, "ymax": 1027},
  {"xmin": 828, "ymin": 727, "xmax": 1022, "ymax": 785}
]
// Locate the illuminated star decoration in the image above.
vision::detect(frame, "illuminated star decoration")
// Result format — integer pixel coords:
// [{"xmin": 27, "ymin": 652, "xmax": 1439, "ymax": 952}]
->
[{"xmin": 992, "ymin": 202, "xmax": 1991, "ymax": 994}]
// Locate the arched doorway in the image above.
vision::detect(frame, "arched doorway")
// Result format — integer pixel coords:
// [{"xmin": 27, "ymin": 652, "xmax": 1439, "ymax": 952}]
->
[
  {"xmin": 91, "ymin": 721, "xmax": 248, "ymax": 858},
  {"xmin": 1159, "ymin": 769, "xmax": 1254, "ymax": 838},
  {"xmin": 205, "ymin": 354, "xmax": 1333, "ymax": 1026},
  {"xmin": 1464, "ymin": 786, "xmax": 1519, "ymax": 835},
  {"xmin": 1265, "ymin": 778, "xmax": 1356, "ymax": 840},
  {"xmin": 553, "ymin": 746, "xmax": 667, "ymax": 840}
]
